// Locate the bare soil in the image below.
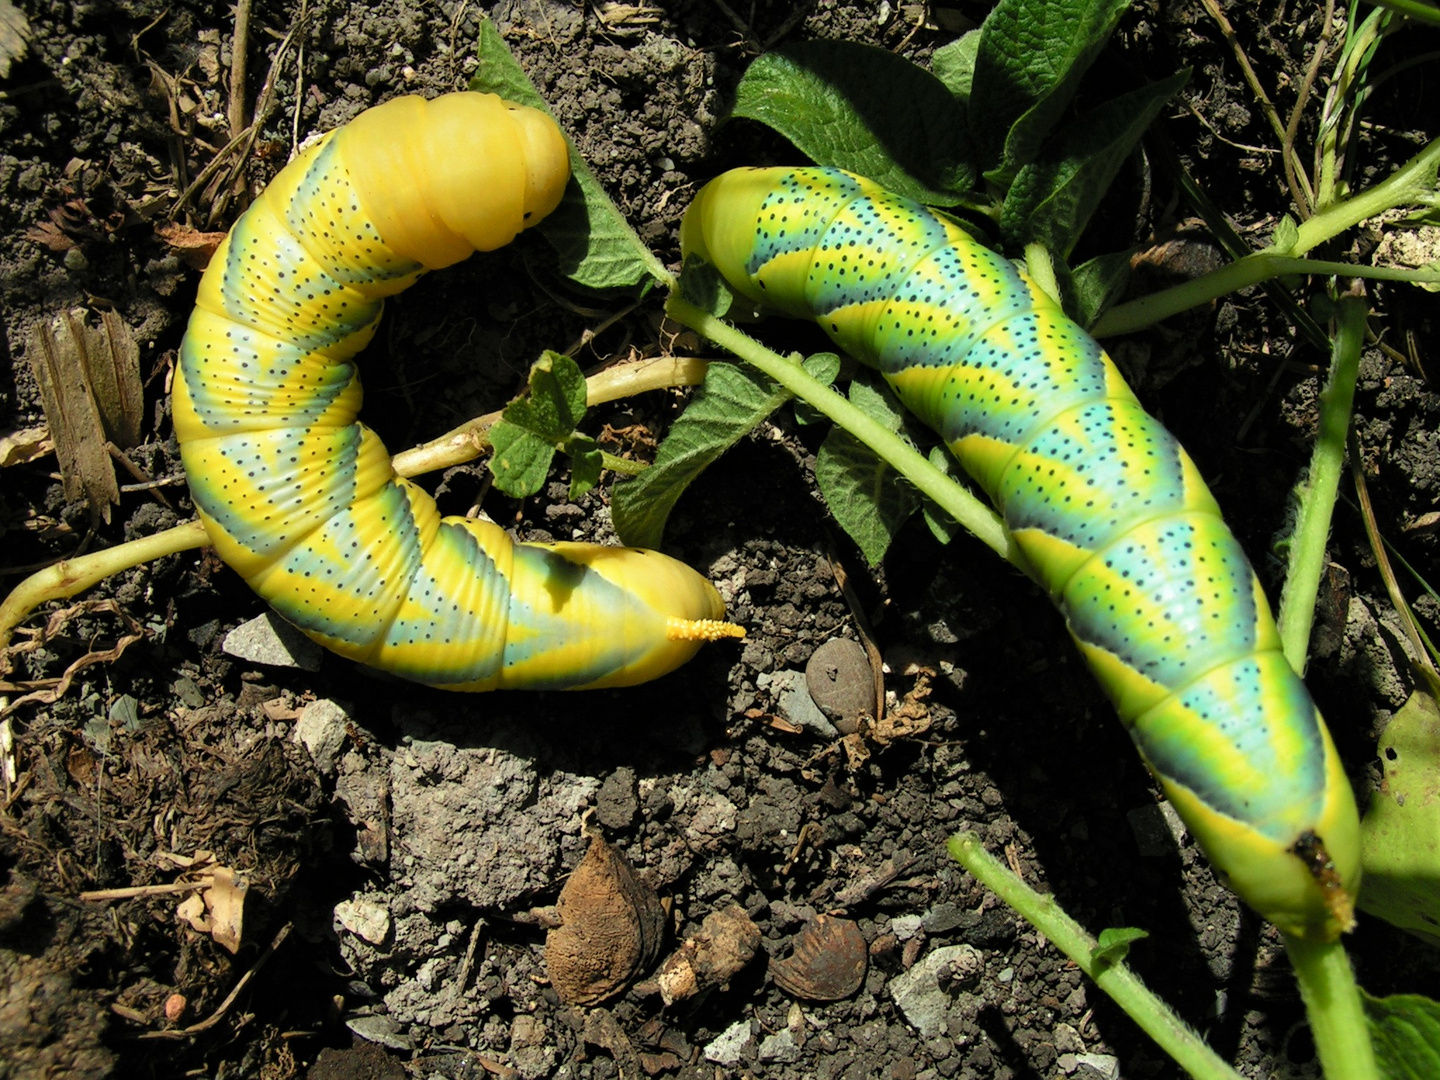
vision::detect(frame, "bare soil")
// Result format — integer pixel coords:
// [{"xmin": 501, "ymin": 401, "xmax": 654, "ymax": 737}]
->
[{"xmin": 1, "ymin": 1, "xmax": 1437, "ymax": 1078}]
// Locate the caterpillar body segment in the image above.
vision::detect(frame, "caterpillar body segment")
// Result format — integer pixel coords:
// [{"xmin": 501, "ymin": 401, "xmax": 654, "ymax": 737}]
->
[
  {"xmin": 176, "ymin": 92, "xmax": 741, "ymax": 692},
  {"xmin": 681, "ymin": 166, "xmax": 1360, "ymax": 940}
]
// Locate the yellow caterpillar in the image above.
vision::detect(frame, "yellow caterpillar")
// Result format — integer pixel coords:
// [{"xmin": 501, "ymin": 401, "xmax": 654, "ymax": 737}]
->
[
  {"xmin": 174, "ymin": 92, "xmax": 741, "ymax": 691},
  {"xmin": 681, "ymin": 167, "xmax": 1360, "ymax": 942}
]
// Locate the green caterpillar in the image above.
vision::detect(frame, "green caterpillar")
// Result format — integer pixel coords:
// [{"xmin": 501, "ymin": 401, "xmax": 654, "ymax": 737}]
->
[
  {"xmin": 173, "ymin": 92, "xmax": 740, "ymax": 692},
  {"xmin": 680, "ymin": 166, "xmax": 1360, "ymax": 942}
]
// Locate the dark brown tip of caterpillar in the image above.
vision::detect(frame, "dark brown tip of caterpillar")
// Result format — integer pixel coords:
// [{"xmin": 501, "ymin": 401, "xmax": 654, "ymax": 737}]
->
[{"xmin": 1293, "ymin": 831, "xmax": 1357, "ymax": 934}]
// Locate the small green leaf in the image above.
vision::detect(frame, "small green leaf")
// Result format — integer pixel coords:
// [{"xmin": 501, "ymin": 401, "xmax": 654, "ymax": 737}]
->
[
  {"xmin": 1071, "ymin": 249, "xmax": 1135, "ymax": 328},
  {"xmin": 678, "ymin": 255, "xmax": 734, "ymax": 319},
  {"xmin": 972, "ymin": 0, "xmax": 1136, "ymax": 189},
  {"xmin": 1000, "ymin": 71, "xmax": 1189, "ymax": 257},
  {"xmin": 732, "ymin": 41, "xmax": 978, "ymax": 205},
  {"xmin": 794, "ymin": 352, "xmax": 843, "ymax": 426},
  {"xmin": 931, "ymin": 31, "xmax": 982, "ymax": 110},
  {"xmin": 1091, "ymin": 926, "xmax": 1149, "ymax": 966},
  {"xmin": 488, "ymin": 352, "xmax": 588, "ymax": 498},
  {"xmin": 1359, "ymin": 690, "xmax": 1440, "ymax": 947},
  {"xmin": 473, "ymin": 17, "xmax": 665, "ymax": 288},
  {"xmin": 814, "ymin": 373, "xmax": 921, "ymax": 565},
  {"xmin": 487, "ymin": 419, "xmax": 554, "ymax": 498},
  {"xmin": 1365, "ymin": 991, "xmax": 1440, "ymax": 1079},
  {"xmin": 568, "ymin": 434, "xmax": 604, "ymax": 501},
  {"xmin": 611, "ymin": 362, "xmax": 792, "ymax": 548},
  {"xmin": 1271, "ymin": 214, "xmax": 1302, "ymax": 254}
]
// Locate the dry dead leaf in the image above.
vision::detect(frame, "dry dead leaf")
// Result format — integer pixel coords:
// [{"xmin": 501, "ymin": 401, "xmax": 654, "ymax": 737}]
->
[
  {"xmin": 176, "ymin": 892, "xmax": 208, "ymax": 933},
  {"xmin": 155, "ymin": 222, "xmax": 227, "ymax": 269},
  {"xmin": 0, "ymin": 426, "xmax": 53, "ymax": 466},
  {"xmin": 202, "ymin": 866, "xmax": 248, "ymax": 954},
  {"xmin": 544, "ymin": 833, "xmax": 665, "ymax": 1006}
]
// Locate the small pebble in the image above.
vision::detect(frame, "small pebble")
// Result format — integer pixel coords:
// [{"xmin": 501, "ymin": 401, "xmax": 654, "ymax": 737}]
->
[
  {"xmin": 294, "ymin": 698, "xmax": 350, "ymax": 774},
  {"xmin": 805, "ymin": 638, "xmax": 875, "ymax": 734}
]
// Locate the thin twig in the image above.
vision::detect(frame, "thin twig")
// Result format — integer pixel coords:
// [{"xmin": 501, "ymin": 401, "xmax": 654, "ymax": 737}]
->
[
  {"xmin": 1198, "ymin": 0, "xmax": 1315, "ymax": 212},
  {"xmin": 137, "ymin": 924, "xmax": 293, "ymax": 1038},
  {"xmin": 228, "ymin": 0, "xmax": 252, "ymax": 141},
  {"xmin": 80, "ymin": 878, "xmax": 216, "ymax": 902}
]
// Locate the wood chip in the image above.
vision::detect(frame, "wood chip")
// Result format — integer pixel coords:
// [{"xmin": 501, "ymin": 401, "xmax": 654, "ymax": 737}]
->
[{"xmin": 25, "ymin": 310, "xmax": 143, "ymax": 522}]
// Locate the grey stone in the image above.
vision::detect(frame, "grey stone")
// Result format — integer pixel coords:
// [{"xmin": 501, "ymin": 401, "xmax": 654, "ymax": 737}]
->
[
  {"xmin": 758, "ymin": 669, "xmax": 838, "ymax": 738},
  {"xmin": 888, "ymin": 945, "xmax": 982, "ymax": 1039},
  {"xmin": 704, "ymin": 1019, "xmax": 753, "ymax": 1065},
  {"xmin": 222, "ymin": 612, "xmax": 323, "ymax": 671},
  {"xmin": 294, "ymin": 698, "xmax": 350, "ymax": 774}
]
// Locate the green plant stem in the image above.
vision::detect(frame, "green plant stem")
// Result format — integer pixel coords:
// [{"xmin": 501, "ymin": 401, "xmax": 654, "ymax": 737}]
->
[
  {"xmin": 1023, "ymin": 242, "xmax": 1062, "ymax": 305},
  {"xmin": 666, "ymin": 295, "xmax": 1025, "ymax": 569},
  {"xmin": 1093, "ymin": 255, "xmax": 1439, "ymax": 337},
  {"xmin": 392, "ymin": 356, "xmax": 709, "ymax": 477},
  {"xmin": 1284, "ymin": 934, "xmax": 1381, "ymax": 1080},
  {"xmin": 1363, "ymin": 0, "xmax": 1440, "ymax": 26},
  {"xmin": 1277, "ymin": 293, "xmax": 1367, "ymax": 671},
  {"xmin": 1093, "ymin": 135, "xmax": 1440, "ymax": 337},
  {"xmin": 947, "ymin": 833, "xmax": 1244, "ymax": 1080},
  {"xmin": 599, "ymin": 450, "xmax": 644, "ymax": 476}
]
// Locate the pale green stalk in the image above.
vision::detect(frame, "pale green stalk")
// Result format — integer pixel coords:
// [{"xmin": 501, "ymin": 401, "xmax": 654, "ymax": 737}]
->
[
  {"xmin": 665, "ymin": 295, "xmax": 1023, "ymax": 569},
  {"xmin": 1277, "ymin": 294, "xmax": 1368, "ymax": 670},
  {"xmin": 1093, "ymin": 136, "xmax": 1440, "ymax": 337},
  {"xmin": 1284, "ymin": 934, "xmax": 1381, "ymax": 1080},
  {"xmin": 947, "ymin": 833, "xmax": 1244, "ymax": 1080}
]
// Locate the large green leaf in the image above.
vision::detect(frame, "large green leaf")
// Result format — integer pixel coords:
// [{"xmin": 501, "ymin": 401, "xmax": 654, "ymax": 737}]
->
[
  {"xmin": 1366, "ymin": 991, "xmax": 1440, "ymax": 1079},
  {"xmin": 971, "ymin": 0, "xmax": 1135, "ymax": 189},
  {"xmin": 1359, "ymin": 690, "xmax": 1440, "ymax": 946},
  {"xmin": 732, "ymin": 41, "xmax": 977, "ymax": 206},
  {"xmin": 472, "ymin": 18, "xmax": 664, "ymax": 288},
  {"xmin": 1000, "ymin": 71, "xmax": 1189, "ymax": 257}
]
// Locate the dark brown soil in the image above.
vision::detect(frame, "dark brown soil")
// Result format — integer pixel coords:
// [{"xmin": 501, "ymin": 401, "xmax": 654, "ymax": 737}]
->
[{"xmin": 1, "ymin": 2, "xmax": 1437, "ymax": 1078}]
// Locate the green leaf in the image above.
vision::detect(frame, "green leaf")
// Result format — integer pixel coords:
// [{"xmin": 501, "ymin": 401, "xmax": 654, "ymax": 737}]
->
[
  {"xmin": 1270, "ymin": 214, "xmax": 1301, "ymax": 254},
  {"xmin": 814, "ymin": 372, "xmax": 921, "ymax": 565},
  {"xmin": 732, "ymin": 41, "xmax": 978, "ymax": 205},
  {"xmin": 931, "ymin": 31, "xmax": 982, "ymax": 110},
  {"xmin": 611, "ymin": 362, "xmax": 792, "ymax": 548},
  {"xmin": 794, "ymin": 352, "xmax": 843, "ymax": 425},
  {"xmin": 1001, "ymin": 71, "xmax": 1189, "ymax": 257},
  {"xmin": 1365, "ymin": 991, "xmax": 1440, "ymax": 1079},
  {"xmin": 1091, "ymin": 926, "xmax": 1149, "ymax": 966},
  {"xmin": 488, "ymin": 352, "xmax": 589, "ymax": 498},
  {"xmin": 472, "ymin": 17, "xmax": 665, "ymax": 289},
  {"xmin": 678, "ymin": 255, "xmax": 734, "ymax": 319},
  {"xmin": 1358, "ymin": 690, "xmax": 1440, "ymax": 947},
  {"xmin": 1071, "ymin": 248, "xmax": 1135, "ymax": 328},
  {"xmin": 971, "ymin": 0, "xmax": 1136, "ymax": 189},
  {"xmin": 568, "ymin": 434, "xmax": 603, "ymax": 501}
]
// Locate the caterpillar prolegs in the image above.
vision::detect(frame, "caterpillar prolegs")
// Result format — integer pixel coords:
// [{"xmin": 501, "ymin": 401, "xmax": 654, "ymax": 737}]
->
[
  {"xmin": 174, "ymin": 93, "xmax": 740, "ymax": 692},
  {"xmin": 680, "ymin": 166, "xmax": 1361, "ymax": 942}
]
